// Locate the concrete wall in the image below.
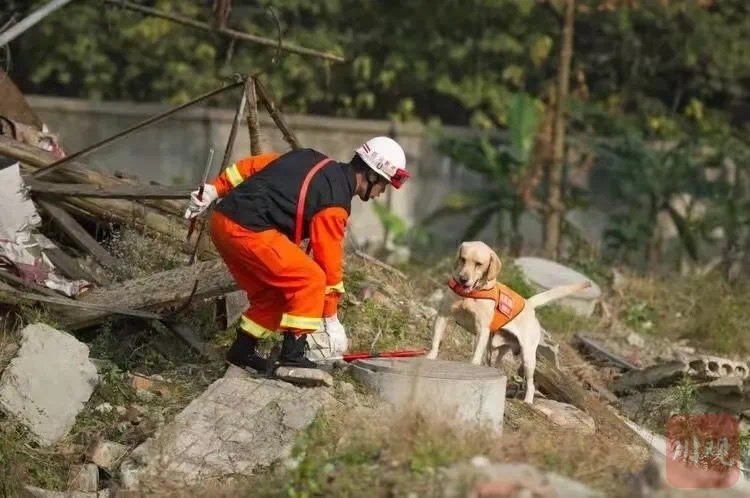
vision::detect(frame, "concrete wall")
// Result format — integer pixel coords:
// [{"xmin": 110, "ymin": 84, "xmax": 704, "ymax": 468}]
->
[{"xmin": 25, "ymin": 95, "xmax": 602, "ymax": 253}]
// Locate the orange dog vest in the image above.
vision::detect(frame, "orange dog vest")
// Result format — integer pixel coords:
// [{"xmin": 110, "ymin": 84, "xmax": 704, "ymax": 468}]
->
[{"xmin": 448, "ymin": 279, "xmax": 526, "ymax": 331}]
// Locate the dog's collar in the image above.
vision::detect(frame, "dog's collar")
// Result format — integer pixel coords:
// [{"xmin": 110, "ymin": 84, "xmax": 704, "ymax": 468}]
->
[{"xmin": 448, "ymin": 278, "xmax": 498, "ymax": 301}]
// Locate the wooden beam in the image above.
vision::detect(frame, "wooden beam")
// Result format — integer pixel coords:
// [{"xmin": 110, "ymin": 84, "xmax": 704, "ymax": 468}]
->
[
  {"xmin": 59, "ymin": 258, "xmax": 237, "ymax": 330},
  {"xmin": 254, "ymin": 77, "xmax": 301, "ymax": 150},
  {"xmin": 25, "ymin": 179, "xmax": 194, "ymax": 199},
  {"xmin": 35, "ymin": 198, "xmax": 119, "ymax": 269},
  {"xmin": 0, "ymin": 135, "xmax": 218, "ymax": 258},
  {"xmin": 42, "ymin": 247, "xmax": 106, "ymax": 286}
]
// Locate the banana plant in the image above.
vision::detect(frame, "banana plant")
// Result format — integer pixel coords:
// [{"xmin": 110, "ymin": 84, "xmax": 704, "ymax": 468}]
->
[{"xmin": 421, "ymin": 92, "xmax": 543, "ymax": 248}]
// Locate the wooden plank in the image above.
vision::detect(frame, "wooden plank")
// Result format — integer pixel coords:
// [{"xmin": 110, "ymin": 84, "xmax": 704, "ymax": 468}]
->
[
  {"xmin": 0, "ymin": 286, "xmax": 165, "ymax": 320},
  {"xmin": 59, "ymin": 258, "xmax": 238, "ymax": 330},
  {"xmin": 42, "ymin": 246, "xmax": 106, "ymax": 286},
  {"xmin": 25, "ymin": 179, "xmax": 193, "ymax": 199},
  {"xmin": 35, "ymin": 198, "xmax": 119, "ymax": 269}
]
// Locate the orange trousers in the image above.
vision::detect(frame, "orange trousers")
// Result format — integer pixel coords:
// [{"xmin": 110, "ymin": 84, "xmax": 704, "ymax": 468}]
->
[{"xmin": 209, "ymin": 211, "xmax": 325, "ymax": 338}]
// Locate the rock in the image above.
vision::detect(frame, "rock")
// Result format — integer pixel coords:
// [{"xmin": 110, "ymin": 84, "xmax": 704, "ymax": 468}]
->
[
  {"xmin": 0, "ymin": 323, "xmax": 99, "ymax": 446},
  {"xmin": 94, "ymin": 403, "xmax": 114, "ymax": 414},
  {"xmin": 68, "ymin": 463, "xmax": 99, "ymax": 493},
  {"xmin": 119, "ymin": 368, "xmax": 332, "ymax": 490},
  {"xmin": 532, "ymin": 399, "xmax": 596, "ymax": 434},
  {"xmin": 88, "ymin": 440, "xmax": 129, "ymax": 473},
  {"xmin": 350, "ymin": 357, "xmax": 507, "ymax": 433},
  {"xmin": 627, "ymin": 332, "xmax": 646, "ymax": 349},
  {"xmin": 441, "ymin": 460, "xmax": 604, "ymax": 498},
  {"xmin": 538, "ymin": 329, "xmax": 560, "ymax": 369},
  {"xmin": 275, "ymin": 366, "xmax": 334, "ymax": 387},
  {"xmin": 513, "ymin": 257, "xmax": 602, "ymax": 317}
]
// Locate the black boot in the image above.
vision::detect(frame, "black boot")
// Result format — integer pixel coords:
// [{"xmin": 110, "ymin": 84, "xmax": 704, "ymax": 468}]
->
[
  {"xmin": 277, "ymin": 331, "xmax": 319, "ymax": 369},
  {"xmin": 225, "ymin": 329, "xmax": 270, "ymax": 372}
]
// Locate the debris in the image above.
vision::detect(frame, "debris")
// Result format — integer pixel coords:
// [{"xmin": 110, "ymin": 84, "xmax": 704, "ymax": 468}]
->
[
  {"xmin": 275, "ymin": 366, "xmax": 334, "ymax": 387},
  {"xmin": 627, "ymin": 331, "xmax": 646, "ymax": 349},
  {"xmin": 532, "ymin": 399, "xmax": 596, "ymax": 434},
  {"xmin": 119, "ymin": 368, "xmax": 332, "ymax": 490},
  {"xmin": 23, "ymin": 486, "xmax": 99, "ymax": 498},
  {"xmin": 573, "ymin": 334, "xmax": 641, "ymax": 372},
  {"xmin": 68, "ymin": 463, "xmax": 99, "ymax": 493},
  {"xmin": 0, "ymin": 323, "xmax": 99, "ymax": 446},
  {"xmin": 88, "ymin": 440, "xmax": 129, "ymax": 473}
]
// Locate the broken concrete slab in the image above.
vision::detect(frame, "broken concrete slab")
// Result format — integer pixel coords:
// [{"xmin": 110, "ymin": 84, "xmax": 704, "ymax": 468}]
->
[
  {"xmin": 220, "ymin": 290, "xmax": 248, "ymax": 328},
  {"xmin": 614, "ymin": 357, "xmax": 750, "ymax": 394},
  {"xmin": 441, "ymin": 458, "xmax": 604, "ymax": 498},
  {"xmin": 513, "ymin": 257, "xmax": 602, "ymax": 317},
  {"xmin": 688, "ymin": 357, "xmax": 749, "ymax": 380},
  {"xmin": 119, "ymin": 366, "xmax": 333, "ymax": 490},
  {"xmin": 0, "ymin": 323, "xmax": 98, "ymax": 446},
  {"xmin": 532, "ymin": 399, "xmax": 596, "ymax": 434},
  {"xmin": 695, "ymin": 377, "xmax": 750, "ymax": 412},
  {"xmin": 350, "ymin": 357, "xmax": 507, "ymax": 433},
  {"xmin": 613, "ymin": 360, "xmax": 690, "ymax": 394}
]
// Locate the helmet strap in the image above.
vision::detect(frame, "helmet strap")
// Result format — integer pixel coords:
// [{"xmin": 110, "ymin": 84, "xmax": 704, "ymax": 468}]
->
[{"xmin": 362, "ymin": 170, "xmax": 380, "ymax": 202}]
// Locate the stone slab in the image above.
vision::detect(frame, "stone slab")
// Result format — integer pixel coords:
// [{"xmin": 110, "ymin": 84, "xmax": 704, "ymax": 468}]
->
[
  {"xmin": 0, "ymin": 323, "xmax": 98, "ymax": 446},
  {"xmin": 514, "ymin": 257, "xmax": 601, "ymax": 316},
  {"xmin": 120, "ymin": 366, "xmax": 332, "ymax": 490},
  {"xmin": 350, "ymin": 357, "xmax": 506, "ymax": 433}
]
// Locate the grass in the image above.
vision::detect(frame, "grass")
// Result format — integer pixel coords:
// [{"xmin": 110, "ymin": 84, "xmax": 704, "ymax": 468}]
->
[{"xmin": 0, "ymin": 229, "xmax": 744, "ymax": 497}]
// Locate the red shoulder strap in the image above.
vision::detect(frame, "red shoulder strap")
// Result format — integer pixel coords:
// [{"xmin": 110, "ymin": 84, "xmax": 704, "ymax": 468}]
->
[{"xmin": 295, "ymin": 157, "xmax": 333, "ymax": 247}]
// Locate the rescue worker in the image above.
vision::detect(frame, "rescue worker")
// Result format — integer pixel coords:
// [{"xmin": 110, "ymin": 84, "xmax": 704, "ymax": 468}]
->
[{"xmin": 183, "ymin": 136, "xmax": 410, "ymax": 373}]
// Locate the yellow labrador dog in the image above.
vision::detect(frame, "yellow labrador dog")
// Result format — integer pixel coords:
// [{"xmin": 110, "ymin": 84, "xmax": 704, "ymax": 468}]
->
[{"xmin": 426, "ymin": 241, "xmax": 592, "ymax": 404}]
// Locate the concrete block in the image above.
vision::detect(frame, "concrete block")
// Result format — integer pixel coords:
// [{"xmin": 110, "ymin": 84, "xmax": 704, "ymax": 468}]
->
[{"xmin": 350, "ymin": 357, "xmax": 507, "ymax": 433}]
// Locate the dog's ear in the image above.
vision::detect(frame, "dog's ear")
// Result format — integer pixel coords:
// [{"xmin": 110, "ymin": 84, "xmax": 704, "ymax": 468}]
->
[
  {"xmin": 486, "ymin": 250, "xmax": 502, "ymax": 281},
  {"xmin": 453, "ymin": 242, "xmax": 466, "ymax": 270}
]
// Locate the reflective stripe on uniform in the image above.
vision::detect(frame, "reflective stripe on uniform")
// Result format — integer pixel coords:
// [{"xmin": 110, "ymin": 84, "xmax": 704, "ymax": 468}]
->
[
  {"xmin": 325, "ymin": 282, "xmax": 345, "ymax": 294},
  {"xmin": 280, "ymin": 313, "xmax": 321, "ymax": 331},
  {"xmin": 239, "ymin": 315, "xmax": 273, "ymax": 338},
  {"xmin": 225, "ymin": 163, "xmax": 244, "ymax": 187}
]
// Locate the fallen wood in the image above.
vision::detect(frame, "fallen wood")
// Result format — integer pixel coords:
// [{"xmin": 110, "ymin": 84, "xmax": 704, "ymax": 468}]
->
[
  {"xmin": 0, "ymin": 286, "xmax": 165, "ymax": 320},
  {"xmin": 35, "ymin": 198, "xmax": 119, "ymax": 269},
  {"xmin": 42, "ymin": 247, "xmax": 105, "ymax": 286},
  {"xmin": 26, "ymin": 179, "xmax": 193, "ymax": 199},
  {"xmin": 352, "ymin": 250, "xmax": 407, "ymax": 279},
  {"xmin": 573, "ymin": 334, "xmax": 640, "ymax": 372},
  {"xmin": 0, "ymin": 136, "xmax": 218, "ymax": 258},
  {"xmin": 60, "ymin": 259, "xmax": 237, "ymax": 330}
]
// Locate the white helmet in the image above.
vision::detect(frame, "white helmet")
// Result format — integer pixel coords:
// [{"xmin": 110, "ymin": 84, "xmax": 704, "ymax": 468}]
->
[{"xmin": 354, "ymin": 136, "xmax": 411, "ymax": 189}]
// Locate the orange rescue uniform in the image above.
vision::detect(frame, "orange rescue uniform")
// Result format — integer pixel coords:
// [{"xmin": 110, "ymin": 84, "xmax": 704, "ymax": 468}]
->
[
  {"xmin": 448, "ymin": 279, "xmax": 526, "ymax": 330},
  {"xmin": 207, "ymin": 149, "xmax": 353, "ymax": 339}
]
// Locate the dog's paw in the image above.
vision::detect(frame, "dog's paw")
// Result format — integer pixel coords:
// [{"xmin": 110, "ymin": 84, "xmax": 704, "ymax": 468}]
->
[{"xmin": 425, "ymin": 351, "xmax": 438, "ymax": 360}]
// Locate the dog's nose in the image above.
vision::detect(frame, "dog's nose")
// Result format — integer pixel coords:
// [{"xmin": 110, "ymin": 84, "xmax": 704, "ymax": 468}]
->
[{"xmin": 458, "ymin": 275, "xmax": 469, "ymax": 285}]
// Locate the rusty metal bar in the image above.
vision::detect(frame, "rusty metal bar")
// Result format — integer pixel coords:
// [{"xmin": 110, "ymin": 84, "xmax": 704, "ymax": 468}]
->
[
  {"xmin": 32, "ymin": 80, "xmax": 244, "ymax": 179},
  {"xmin": 103, "ymin": 0, "xmax": 345, "ymax": 63}
]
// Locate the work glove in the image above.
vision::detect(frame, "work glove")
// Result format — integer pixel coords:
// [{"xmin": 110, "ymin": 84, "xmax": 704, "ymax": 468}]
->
[
  {"xmin": 183, "ymin": 183, "xmax": 218, "ymax": 220},
  {"xmin": 324, "ymin": 315, "xmax": 348, "ymax": 355}
]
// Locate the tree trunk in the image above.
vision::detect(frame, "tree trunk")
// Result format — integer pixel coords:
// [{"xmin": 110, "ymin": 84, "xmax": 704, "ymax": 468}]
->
[{"xmin": 543, "ymin": 0, "xmax": 575, "ymax": 259}]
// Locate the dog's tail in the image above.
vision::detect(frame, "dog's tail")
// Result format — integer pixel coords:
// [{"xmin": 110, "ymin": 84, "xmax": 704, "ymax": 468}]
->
[{"xmin": 526, "ymin": 280, "xmax": 592, "ymax": 310}]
